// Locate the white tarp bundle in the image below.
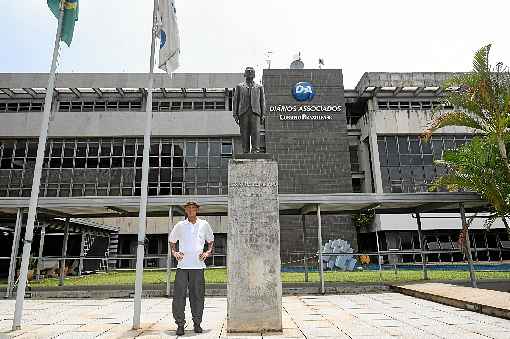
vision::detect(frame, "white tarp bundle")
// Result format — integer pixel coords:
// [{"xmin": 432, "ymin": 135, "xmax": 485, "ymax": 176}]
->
[{"xmin": 320, "ymin": 238, "xmax": 357, "ymax": 271}]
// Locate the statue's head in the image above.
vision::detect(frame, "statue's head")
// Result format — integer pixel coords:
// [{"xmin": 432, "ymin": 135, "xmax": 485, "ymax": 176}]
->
[{"xmin": 244, "ymin": 67, "xmax": 255, "ymax": 82}]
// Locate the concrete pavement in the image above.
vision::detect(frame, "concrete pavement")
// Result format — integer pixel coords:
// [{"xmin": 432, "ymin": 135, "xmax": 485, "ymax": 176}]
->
[{"xmin": 1, "ymin": 293, "xmax": 509, "ymax": 338}]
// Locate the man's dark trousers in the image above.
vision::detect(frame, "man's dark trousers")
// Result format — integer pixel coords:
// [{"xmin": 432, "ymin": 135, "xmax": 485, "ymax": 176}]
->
[
  {"xmin": 172, "ymin": 269, "xmax": 205, "ymax": 326},
  {"xmin": 239, "ymin": 109, "xmax": 260, "ymax": 153}
]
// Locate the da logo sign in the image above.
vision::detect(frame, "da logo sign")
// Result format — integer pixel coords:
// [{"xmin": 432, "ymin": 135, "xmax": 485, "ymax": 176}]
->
[{"xmin": 292, "ymin": 82, "xmax": 315, "ymax": 102}]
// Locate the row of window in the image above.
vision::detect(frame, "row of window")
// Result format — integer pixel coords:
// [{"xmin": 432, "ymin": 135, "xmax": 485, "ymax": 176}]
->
[
  {"xmin": 378, "ymin": 135, "xmax": 472, "ymax": 167},
  {"xmin": 378, "ymin": 134, "xmax": 471, "ymax": 193},
  {"xmin": 0, "ymin": 137, "xmax": 233, "ymax": 198},
  {"xmin": 60, "ymin": 100, "xmax": 228, "ymax": 112},
  {"xmin": 0, "ymin": 100, "xmax": 228, "ymax": 113},
  {"xmin": 0, "ymin": 138, "xmax": 234, "ymax": 170},
  {"xmin": 377, "ymin": 100, "xmax": 453, "ymax": 111},
  {"xmin": 0, "ymin": 102, "xmax": 44, "ymax": 112}
]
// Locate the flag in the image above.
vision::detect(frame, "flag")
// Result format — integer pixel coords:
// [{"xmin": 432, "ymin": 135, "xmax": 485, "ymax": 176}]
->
[
  {"xmin": 158, "ymin": 0, "xmax": 180, "ymax": 73},
  {"xmin": 47, "ymin": 0, "xmax": 79, "ymax": 47}
]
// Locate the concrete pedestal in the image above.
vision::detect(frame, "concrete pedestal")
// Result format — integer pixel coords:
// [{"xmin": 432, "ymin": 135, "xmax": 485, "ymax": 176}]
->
[{"xmin": 227, "ymin": 158, "xmax": 282, "ymax": 333}]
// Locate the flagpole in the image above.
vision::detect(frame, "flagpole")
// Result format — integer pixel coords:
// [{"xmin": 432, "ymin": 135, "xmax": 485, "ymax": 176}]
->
[
  {"xmin": 133, "ymin": 0, "xmax": 158, "ymax": 329},
  {"xmin": 12, "ymin": 0, "xmax": 65, "ymax": 331}
]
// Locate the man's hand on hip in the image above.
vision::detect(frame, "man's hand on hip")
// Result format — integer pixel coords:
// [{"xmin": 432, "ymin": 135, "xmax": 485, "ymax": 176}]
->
[
  {"xmin": 172, "ymin": 251, "xmax": 184, "ymax": 261},
  {"xmin": 199, "ymin": 250, "xmax": 211, "ymax": 261}
]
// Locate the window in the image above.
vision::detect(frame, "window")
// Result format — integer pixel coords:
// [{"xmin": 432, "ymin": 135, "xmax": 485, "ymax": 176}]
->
[
  {"xmin": 159, "ymin": 101, "xmax": 171, "ymax": 111},
  {"xmin": 59, "ymin": 102, "xmax": 70, "ymax": 111},
  {"xmin": 349, "ymin": 146, "xmax": 360, "ymax": 172},
  {"xmin": 95, "ymin": 101, "xmax": 106, "ymax": 111},
  {"xmin": 18, "ymin": 103, "xmax": 30, "ymax": 112},
  {"xmin": 106, "ymin": 101, "xmax": 118, "ymax": 111},
  {"xmin": 377, "ymin": 101, "xmax": 388, "ymax": 110},
  {"xmin": 171, "ymin": 102, "xmax": 181, "ymax": 111},
  {"xmin": 71, "ymin": 101, "xmax": 82, "ymax": 112},
  {"xmin": 352, "ymin": 178, "xmax": 362, "ymax": 193},
  {"xmin": 7, "ymin": 103, "xmax": 18, "ymax": 112},
  {"xmin": 221, "ymin": 143, "xmax": 233, "ymax": 157}
]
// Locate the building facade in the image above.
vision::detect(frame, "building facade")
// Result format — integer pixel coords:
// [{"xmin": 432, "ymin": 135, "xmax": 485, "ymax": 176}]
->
[{"xmin": 0, "ymin": 71, "xmax": 508, "ymax": 271}]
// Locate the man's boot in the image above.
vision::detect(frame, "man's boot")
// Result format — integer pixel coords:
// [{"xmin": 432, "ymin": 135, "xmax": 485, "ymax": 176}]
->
[
  {"xmin": 176, "ymin": 324, "xmax": 185, "ymax": 336},
  {"xmin": 193, "ymin": 323, "xmax": 203, "ymax": 333}
]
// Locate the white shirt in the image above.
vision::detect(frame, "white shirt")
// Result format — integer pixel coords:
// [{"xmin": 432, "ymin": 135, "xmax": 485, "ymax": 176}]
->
[{"xmin": 169, "ymin": 217, "xmax": 214, "ymax": 269}]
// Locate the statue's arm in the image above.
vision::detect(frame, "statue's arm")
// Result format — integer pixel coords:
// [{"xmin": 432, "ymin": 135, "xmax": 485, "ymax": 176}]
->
[
  {"xmin": 232, "ymin": 85, "xmax": 239, "ymax": 123},
  {"xmin": 260, "ymin": 85, "xmax": 266, "ymax": 120}
]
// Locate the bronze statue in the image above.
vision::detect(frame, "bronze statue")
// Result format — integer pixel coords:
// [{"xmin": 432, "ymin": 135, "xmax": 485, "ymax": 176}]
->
[{"xmin": 233, "ymin": 67, "xmax": 266, "ymax": 153}]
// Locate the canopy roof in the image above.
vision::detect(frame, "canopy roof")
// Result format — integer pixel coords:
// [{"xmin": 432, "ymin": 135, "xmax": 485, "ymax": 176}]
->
[{"xmin": 0, "ymin": 192, "xmax": 487, "ymax": 218}]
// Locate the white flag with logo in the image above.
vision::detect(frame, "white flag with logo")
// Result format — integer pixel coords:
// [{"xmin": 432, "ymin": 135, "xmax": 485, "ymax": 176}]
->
[{"xmin": 158, "ymin": 0, "xmax": 180, "ymax": 73}]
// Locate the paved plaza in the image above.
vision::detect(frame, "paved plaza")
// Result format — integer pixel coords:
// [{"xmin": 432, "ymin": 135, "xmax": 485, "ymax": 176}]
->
[{"xmin": 1, "ymin": 293, "xmax": 510, "ymax": 338}]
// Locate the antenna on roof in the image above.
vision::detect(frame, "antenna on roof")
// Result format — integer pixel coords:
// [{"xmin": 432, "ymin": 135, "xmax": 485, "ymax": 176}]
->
[{"xmin": 265, "ymin": 51, "xmax": 273, "ymax": 69}]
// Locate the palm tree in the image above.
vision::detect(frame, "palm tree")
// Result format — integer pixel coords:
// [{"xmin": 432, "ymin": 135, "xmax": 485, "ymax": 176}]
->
[
  {"xmin": 422, "ymin": 44, "xmax": 510, "ymax": 179},
  {"xmin": 432, "ymin": 137, "xmax": 510, "ymax": 238}
]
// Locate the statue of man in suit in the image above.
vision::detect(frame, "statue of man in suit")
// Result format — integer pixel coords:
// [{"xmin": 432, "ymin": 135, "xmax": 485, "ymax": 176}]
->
[{"xmin": 233, "ymin": 67, "xmax": 266, "ymax": 153}]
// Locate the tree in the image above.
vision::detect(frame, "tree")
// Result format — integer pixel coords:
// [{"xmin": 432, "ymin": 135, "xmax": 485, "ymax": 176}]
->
[
  {"xmin": 422, "ymin": 44, "xmax": 510, "ymax": 179},
  {"xmin": 431, "ymin": 137, "xmax": 510, "ymax": 237}
]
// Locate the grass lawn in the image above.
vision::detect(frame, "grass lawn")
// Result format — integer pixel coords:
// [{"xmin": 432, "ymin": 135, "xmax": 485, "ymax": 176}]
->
[{"xmin": 1, "ymin": 268, "xmax": 509, "ymax": 288}]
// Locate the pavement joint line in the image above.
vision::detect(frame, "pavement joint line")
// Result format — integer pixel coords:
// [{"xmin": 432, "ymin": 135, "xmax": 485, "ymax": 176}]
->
[
  {"xmin": 283, "ymin": 299, "xmax": 307, "ymax": 339},
  {"xmin": 363, "ymin": 293, "xmax": 443, "ymax": 338}
]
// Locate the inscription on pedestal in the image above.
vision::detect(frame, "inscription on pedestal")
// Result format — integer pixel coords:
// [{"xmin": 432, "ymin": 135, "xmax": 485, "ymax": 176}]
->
[{"xmin": 227, "ymin": 158, "xmax": 282, "ymax": 333}]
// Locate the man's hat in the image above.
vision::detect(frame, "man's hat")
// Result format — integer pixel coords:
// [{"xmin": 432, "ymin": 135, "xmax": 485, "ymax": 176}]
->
[{"xmin": 183, "ymin": 201, "xmax": 200, "ymax": 208}]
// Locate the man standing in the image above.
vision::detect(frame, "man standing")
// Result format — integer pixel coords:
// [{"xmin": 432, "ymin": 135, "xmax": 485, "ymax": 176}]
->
[
  {"xmin": 169, "ymin": 201, "xmax": 214, "ymax": 336},
  {"xmin": 233, "ymin": 66, "xmax": 266, "ymax": 153}
]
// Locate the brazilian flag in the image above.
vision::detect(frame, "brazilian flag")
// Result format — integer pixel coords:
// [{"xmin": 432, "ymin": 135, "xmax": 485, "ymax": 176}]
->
[{"xmin": 47, "ymin": 0, "xmax": 79, "ymax": 46}]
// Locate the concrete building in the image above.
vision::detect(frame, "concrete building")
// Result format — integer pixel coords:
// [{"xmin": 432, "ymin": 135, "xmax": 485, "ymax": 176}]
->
[
  {"xmin": 351, "ymin": 72, "xmax": 507, "ymax": 263},
  {"xmin": 0, "ymin": 71, "xmax": 508, "ymax": 272}
]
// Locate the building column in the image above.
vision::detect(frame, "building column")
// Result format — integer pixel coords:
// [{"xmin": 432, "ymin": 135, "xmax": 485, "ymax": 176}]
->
[
  {"xmin": 375, "ymin": 227, "xmax": 383, "ymax": 282},
  {"xmin": 105, "ymin": 235, "xmax": 110, "ymax": 273},
  {"xmin": 367, "ymin": 98, "xmax": 383, "ymax": 194},
  {"xmin": 35, "ymin": 224, "xmax": 46, "ymax": 279},
  {"xmin": 317, "ymin": 204, "xmax": 324, "ymax": 294},
  {"xmin": 359, "ymin": 140, "xmax": 374, "ymax": 193},
  {"xmin": 6, "ymin": 209, "xmax": 23, "ymax": 298},
  {"xmin": 59, "ymin": 218, "xmax": 70, "ymax": 286},
  {"xmin": 415, "ymin": 213, "xmax": 428, "ymax": 280},
  {"xmin": 78, "ymin": 231, "xmax": 86, "ymax": 276},
  {"xmin": 301, "ymin": 214, "xmax": 308, "ymax": 282}
]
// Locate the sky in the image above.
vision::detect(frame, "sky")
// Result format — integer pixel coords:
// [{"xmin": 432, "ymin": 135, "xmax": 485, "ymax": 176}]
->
[{"xmin": 1, "ymin": 0, "xmax": 510, "ymax": 88}]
